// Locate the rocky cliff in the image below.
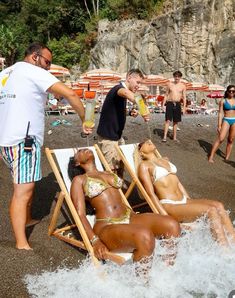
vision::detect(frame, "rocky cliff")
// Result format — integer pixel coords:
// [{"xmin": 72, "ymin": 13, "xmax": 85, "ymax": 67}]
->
[{"xmin": 90, "ymin": 0, "xmax": 235, "ymax": 85}]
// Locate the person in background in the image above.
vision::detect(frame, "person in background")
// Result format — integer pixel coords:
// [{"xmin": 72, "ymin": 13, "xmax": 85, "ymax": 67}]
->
[
  {"xmin": 208, "ymin": 85, "xmax": 235, "ymax": 163},
  {"xmin": 96, "ymin": 69, "xmax": 149, "ymax": 177},
  {"xmin": 162, "ymin": 71, "xmax": 186, "ymax": 142},
  {"xmin": 0, "ymin": 42, "xmax": 92, "ymax": 250}
]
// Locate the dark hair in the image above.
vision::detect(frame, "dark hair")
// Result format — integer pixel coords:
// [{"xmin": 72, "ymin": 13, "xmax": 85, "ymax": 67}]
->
[
  {"xmin": 224, "ymin": 84, "xmax": 235, "ymax": 98},
  {"xmin": 24, "ymin": 42, "xmax": 52, "ymax": 57},
  {"xmin": 127, "ymin": 69, "xmax": 144, "ymax": 79},
  {"xmin": 173, "ymin": 70, "xmax": 183, "ymax": 77},
  {"xmin": 138, "ymin": 142, "xmax": 145, "ymax": 150},
  {"xmin": 68, "ymin": 157, "xmax": 85, "ymax": 181}
]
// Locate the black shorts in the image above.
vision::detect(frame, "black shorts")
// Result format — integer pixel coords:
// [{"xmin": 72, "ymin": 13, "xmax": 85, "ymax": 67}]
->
[{"xmin": 165, "ymin": 101, "xmax": 182, "ymax": 122}]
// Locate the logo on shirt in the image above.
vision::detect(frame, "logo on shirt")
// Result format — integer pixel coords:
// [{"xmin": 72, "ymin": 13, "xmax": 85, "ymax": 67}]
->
[{"xmin": 0, "ymin": 69, "xmax": 13, "ymax": 88}]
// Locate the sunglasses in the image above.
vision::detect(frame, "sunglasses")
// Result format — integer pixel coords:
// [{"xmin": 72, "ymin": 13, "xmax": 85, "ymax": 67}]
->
[
  {"xmin": 228, "ymin": 90, "xmax": 235, "ymax": 93},
  {"xmin": 38, "ymin": 54, "xmax": 52, "ymax": 67}
]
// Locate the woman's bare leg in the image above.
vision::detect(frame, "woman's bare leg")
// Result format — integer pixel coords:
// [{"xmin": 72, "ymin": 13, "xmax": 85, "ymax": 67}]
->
[
  {"xmin": 188, "ymin": 199, "xmax": 235, "ymax": 242},
  {"xmin": 225, "ymin": 124, "xmax": 235, "ymax": 160},
  {"xmin": 163, "ymin": 200, "xmax": 229, "ymax": 246},
  {"xmin": 97, "ymin": 224, "xmax": 155, "ymax": 262},
  {"xmin": 208, "ymin": 122, "xmax": 229, "ymax": 162},
  {"xmin": 130, "ymin": 213, "xmax": 180, "ymax": 265}
]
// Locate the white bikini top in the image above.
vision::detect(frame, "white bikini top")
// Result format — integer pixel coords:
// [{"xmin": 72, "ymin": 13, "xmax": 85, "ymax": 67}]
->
[{"xmin": 153, "ymin": 161, "xmax": 177, "ymax": 182}]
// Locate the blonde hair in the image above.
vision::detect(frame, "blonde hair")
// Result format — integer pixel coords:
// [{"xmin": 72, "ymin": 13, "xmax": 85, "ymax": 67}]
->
[{"xmin": 133, "ymin": 142, "xmax": 162, "ymax": 174}]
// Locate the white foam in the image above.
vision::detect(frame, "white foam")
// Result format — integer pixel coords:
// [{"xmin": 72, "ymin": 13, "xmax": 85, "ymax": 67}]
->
[{"xmin": 24, "ymin": 218, "xmax": 235, "ymax": 298}]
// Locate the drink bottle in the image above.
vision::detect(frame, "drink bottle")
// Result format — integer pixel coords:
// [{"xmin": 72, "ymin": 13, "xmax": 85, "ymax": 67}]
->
[
  {"xmin": 84, "ymin": 91, "xmax": 96, "ymax": 128},
  {"xmin": 134, "ymin": 94, "xmax": 150, "ymax": 116}
]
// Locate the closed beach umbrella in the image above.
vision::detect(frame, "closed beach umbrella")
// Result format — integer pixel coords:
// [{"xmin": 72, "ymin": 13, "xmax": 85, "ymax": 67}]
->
[
  {"xmin": 49, "ymin": 64, "xmax": 70, "ymax": 78},
  {"xmin": 81, "ymin": 68, "xmax": 121, "ymax": 81}
]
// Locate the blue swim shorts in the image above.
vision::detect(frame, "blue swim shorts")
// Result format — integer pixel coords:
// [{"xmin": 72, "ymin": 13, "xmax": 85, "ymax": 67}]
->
[{"xmin": 0, "ymin": 138, "xmax": 42, "ymax": 184}]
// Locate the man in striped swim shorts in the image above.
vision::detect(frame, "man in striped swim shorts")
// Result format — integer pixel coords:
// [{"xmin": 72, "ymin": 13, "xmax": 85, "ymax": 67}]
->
[{"xmin": 0, "ymin": 42, "xmax": 91, "ymax": 250}]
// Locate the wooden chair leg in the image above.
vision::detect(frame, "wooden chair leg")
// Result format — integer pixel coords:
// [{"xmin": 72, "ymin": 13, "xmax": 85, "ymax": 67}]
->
[{"xmin": 48, "ymin": 191, "xmax": 65, "ymax": 236}]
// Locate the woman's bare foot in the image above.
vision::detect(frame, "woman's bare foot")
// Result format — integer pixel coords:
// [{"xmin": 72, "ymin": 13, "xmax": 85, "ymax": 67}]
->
[{"xmin": 208, "ymin": 157, "xmax": 214, "ymax": 163}]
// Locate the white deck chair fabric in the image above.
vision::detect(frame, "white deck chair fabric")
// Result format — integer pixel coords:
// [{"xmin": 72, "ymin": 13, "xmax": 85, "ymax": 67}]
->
[
  {"xmin": 119, "ymin": 144, "xmax": 137, "ymax": 172},
  {"xmin": 53, "ymin": 147, "xmax": 132, "ymax": 261}
]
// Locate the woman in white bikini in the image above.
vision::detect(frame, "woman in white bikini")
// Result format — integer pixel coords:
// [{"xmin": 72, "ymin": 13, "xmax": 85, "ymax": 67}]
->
[
  {"xmin": 136, "ymin": 140, "xmax": 235, "ymax": 247},
  {"xmin": 68, "ymin": 148, "xmax": 180, "ymax": 268}
]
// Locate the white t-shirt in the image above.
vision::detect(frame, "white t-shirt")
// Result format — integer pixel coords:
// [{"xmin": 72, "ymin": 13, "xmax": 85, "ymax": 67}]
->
[{"xmin": 0, "ymin": 62, "xmax": 59, "ymax": 146}]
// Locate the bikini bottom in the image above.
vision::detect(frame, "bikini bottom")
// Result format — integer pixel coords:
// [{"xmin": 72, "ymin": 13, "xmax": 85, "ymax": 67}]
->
[
  {"xmin": 96, "ymin": 208, "xmax": 131, "ymax": 225},
  {"xmin": 223, "ymin": 117, "xmax": 235, "ymax": 126},
  {"xmin": 160, "ymin": 195, "xmax": 187, "ymax": 205}
]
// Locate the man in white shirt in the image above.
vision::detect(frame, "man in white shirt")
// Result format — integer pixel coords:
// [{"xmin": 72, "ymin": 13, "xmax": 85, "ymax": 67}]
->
[{"xmin": 0, "ymin": 42, "xmax": 91, "ymax": 250}]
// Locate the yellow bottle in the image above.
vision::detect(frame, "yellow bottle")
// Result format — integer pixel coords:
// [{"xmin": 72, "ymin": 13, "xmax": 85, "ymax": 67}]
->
[
  {"xmin": 84, "ymin": 98, "xmax": 96, "ymax": 128},
  {"xmin": 134, "ymin": 94, "xmax": 149, "ymax": 116}
]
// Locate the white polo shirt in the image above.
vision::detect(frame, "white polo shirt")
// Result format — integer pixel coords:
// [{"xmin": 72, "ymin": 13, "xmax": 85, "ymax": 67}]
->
[{"xmin": 0, "ymin": 62, "xmax": 59, "ymax": 146}]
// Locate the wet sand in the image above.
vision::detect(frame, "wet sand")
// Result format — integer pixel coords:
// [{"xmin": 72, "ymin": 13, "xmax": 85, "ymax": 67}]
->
[{"xmin": 0, "ymin": 113, "xmax": 234, "ymax": 297}]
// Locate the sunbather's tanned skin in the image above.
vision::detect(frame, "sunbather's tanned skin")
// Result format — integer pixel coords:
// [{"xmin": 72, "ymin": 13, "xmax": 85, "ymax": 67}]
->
[
  {"xmin": 69, "ymin": 149, "xmax": 180, "ymax": 267},
  {"xmin": 208, "ymin": 85, "xmax": 235, "ymax": 163},
  {"xmin": 137, "ymin": 140, "xmax": 235, "ymax": 247}
]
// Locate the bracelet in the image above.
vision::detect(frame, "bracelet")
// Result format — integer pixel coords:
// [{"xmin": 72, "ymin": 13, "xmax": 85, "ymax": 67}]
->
[{"xmin": 90, "ymin": 235, "xmax": 99, "ymax": 246}]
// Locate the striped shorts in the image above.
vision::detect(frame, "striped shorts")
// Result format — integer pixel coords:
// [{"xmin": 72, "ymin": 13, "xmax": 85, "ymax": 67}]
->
[{"xmin": 0, "ymin": 139, "xmax": 42, "ymax": 184}]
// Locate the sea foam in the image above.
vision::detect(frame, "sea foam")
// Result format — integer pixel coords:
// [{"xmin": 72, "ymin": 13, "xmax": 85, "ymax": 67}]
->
[{"xmin": 24, "ymin": 218, "xmax": 235, "ymax": 298}]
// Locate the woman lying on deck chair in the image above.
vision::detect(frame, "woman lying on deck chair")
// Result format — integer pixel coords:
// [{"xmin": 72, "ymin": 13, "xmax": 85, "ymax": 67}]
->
[
  {"xmin": 135, "ymin": 140, "xmax": 235, "ymax": 247},
  {"xmin": 68, "ymin": 148, "xmax": 180, "ymax": 271}
]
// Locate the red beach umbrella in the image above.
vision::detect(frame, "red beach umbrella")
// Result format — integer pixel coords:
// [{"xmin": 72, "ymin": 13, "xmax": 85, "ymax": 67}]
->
[{"xmin": 207, "ymin": 91, "xmax": 224, "ymax": 98}]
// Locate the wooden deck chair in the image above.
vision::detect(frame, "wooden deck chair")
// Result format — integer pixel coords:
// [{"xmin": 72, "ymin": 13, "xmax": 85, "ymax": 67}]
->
[
  {"xmin": 114, "ymin": 143, "xmax": 161, "ymax": 214},
  {"xmin": 45, "ymin": 146, "xmax": 132, "ymax": 266}
]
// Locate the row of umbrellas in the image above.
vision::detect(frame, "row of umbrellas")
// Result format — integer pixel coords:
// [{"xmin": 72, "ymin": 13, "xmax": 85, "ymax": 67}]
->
[{"xmin": 49, "ymin": 65, "xmax": 225, "ymax": 99}]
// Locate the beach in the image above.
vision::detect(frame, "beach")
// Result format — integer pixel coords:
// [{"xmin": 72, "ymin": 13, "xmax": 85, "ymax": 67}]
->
[{"xmin": 0, "ymin": 113, "xmax": 235, "ymax": 297}]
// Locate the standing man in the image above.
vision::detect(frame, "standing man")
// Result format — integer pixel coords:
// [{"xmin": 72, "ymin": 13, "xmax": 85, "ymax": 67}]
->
[
  {"xmin": 162, "ymin": 70, "xmax": 186, "ymax": 142},
  {"xmin": 97, "ymin": 69, "xmax": 149, "ymax": 176},
  {"xmin": 0, "ymin": 42, "xmax": 91, "ymax": 250}
]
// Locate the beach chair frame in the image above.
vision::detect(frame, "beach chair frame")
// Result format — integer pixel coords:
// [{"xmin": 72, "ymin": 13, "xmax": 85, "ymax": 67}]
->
[
  {"xmin": 114, "ymin": 143, "xmax": 163, "ymax": 214},
  {"xmin": 45, "ymin": 147, "xmax": 130, "ymax": 265}
]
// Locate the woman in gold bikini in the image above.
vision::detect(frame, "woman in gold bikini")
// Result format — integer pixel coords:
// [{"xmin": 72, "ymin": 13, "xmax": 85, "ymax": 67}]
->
[
  {"xmin": 68, "ymin": 148, "xmax": 180, "ymax": 266},
  {"xmin": 135, "ymin": 140, "xmax": 235, "ymax": 247}
]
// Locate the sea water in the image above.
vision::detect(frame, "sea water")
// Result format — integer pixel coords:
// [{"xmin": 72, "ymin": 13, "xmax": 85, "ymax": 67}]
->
[{"xmin": 24, "ymin": 218, "xmax": 235, "ymax": 298}]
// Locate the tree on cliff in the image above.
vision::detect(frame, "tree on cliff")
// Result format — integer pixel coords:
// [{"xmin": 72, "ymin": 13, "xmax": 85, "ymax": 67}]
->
[{"xmin": 0, "ymin": 0, "xmax": 163, "ymax": 70}]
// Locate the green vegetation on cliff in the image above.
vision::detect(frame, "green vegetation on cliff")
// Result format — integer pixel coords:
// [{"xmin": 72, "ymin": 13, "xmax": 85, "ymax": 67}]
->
[{"xmin": 0, "ymin": 0, "xmax": 164, "ymax": 70}]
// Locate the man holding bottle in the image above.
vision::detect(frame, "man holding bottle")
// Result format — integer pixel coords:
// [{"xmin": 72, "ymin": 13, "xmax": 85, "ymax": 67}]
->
[{"xmin": 97, "ymin": 68, "xmax": 149, "ymax": 176}]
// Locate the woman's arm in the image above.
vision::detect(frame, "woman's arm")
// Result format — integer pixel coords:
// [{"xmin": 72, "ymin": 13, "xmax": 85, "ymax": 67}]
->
[
  {"xmin": 138, "ymin": 163, "xmax": 168, "ymax": 215},
  {"xmin": 70, "ymin": 176, "xmax": 109, "ymax": 259},
  {"xmin": 217, "ymin": 100, "xmax": 224, "ymax": 132},
  {"xmin": 177, "ymin": 180, "xmax": 191, "ymax": 199}
]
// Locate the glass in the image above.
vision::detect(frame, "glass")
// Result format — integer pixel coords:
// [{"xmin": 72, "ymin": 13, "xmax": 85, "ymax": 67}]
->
[{"xmin": 38, "ymin": 54, "xmax": 52, "ymax": 67}]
